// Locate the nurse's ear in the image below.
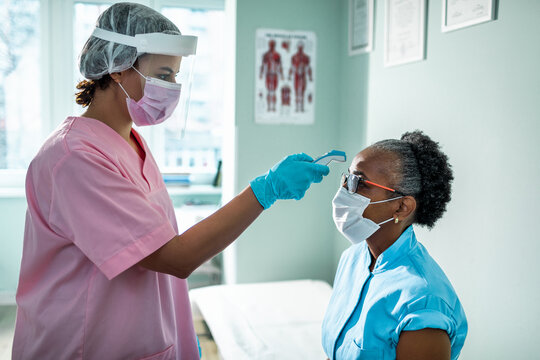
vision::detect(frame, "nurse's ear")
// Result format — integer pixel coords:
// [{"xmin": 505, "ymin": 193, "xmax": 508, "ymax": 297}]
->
[
  {"xmin": 110, "ymin": 68, "xmax": 145, "ymax": 101},
  {"xmin": 110, "ymin": 72, "xmax": 124, "ymax": 84},
  {"xmin": 110, "ymin": 68, "xmax": 139, "ymax": 83},
  {"xmin": 394, "ymin": 196, "xmax": 416, "ymax": 226},
  {"xmin": 109, "ymin": 71, "xmax": 130, "ymax": 100}
]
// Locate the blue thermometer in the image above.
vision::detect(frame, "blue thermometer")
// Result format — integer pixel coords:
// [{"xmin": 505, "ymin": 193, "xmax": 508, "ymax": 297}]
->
[{"xmin": 313, "ymin": 150, "xmax": 346, "ymax": 165}]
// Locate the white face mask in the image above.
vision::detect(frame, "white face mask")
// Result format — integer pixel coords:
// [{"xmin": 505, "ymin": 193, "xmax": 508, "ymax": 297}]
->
[{"xmin": 332, "ymin": 187, "xmax": 402, "ymax": 244}]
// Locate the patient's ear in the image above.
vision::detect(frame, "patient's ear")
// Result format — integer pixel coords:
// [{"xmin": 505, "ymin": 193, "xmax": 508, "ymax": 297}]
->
[{"xmin": 395, "ymin": 196, "xmax": 416, "ymax": 223}]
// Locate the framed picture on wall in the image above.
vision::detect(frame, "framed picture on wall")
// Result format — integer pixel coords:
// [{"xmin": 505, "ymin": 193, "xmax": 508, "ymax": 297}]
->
[
  {"xmin": 442, "ymin": 0, "xmax": 497, "ymax": 32},
  {"xmin": 384, "ymin": 0, "xmax": 426, "ymax": 67},
  {"xmin": 349, "ymin": 0, "xmax": 374, "ymax": 55},
  {"xmin": 254, "ymin": 28, "xmax": 317, "ymax": 125}
]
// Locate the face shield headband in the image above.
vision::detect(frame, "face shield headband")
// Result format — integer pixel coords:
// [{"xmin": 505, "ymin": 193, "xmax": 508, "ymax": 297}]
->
[{"xmin": 91, "ymin": 27, "xmax": 197, "ymax": 57}]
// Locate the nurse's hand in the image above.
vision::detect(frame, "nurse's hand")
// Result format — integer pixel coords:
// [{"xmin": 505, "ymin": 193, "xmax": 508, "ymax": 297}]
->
[{"xmin": 249, "ymin": 153, "xmax": 330, "ymax": 209}]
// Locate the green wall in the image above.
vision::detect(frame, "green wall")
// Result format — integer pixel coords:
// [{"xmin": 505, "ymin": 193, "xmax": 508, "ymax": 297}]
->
[
  {"xmin": 332, "ymin": 0, "xmax": 371, "ymax": 266},
  {"xmin": 233, "ymin": 0, "xmax": 345, "ymax": 284}
]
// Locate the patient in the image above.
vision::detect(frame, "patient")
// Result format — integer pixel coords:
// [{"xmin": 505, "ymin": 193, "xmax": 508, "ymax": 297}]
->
[{"xmin": 322, "ymin": 131, "xmax": 467, "ymax": 360}]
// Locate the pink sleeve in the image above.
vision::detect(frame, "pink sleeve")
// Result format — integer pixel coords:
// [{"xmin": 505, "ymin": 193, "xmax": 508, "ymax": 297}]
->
[{"xmin": 49, "ymin": 150, "xmax": 177, "ymax": 279}]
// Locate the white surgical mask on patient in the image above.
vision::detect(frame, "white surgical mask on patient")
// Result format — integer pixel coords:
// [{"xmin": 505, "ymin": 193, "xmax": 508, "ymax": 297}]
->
[{"xmin": 332, "ymin": 187, "xmax": 402, "ymax": 244}]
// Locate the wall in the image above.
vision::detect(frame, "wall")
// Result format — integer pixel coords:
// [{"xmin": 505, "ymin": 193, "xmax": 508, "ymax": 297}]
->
[
  {"xmin": 233, "ymin": 0, "xmax": 343, "ymax": 284},
  {"xmin": 363, "ymin": 1, "xmax": 540, "ymax": 359},
  {"xmin": 331, "ymin": 0, "xmax": 372, "ymax": 267},
  {"xmin": 1, "ymin": 1, "xmax": 538, "ymax": 357}
]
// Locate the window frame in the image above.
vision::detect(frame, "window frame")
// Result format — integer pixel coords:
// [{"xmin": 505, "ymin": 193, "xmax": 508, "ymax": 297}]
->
[
  {"xmin": 141, "ymin": 2, "xmax": 226, "ymax": 179},
  {"xmin": 0, "ymin": 0, "xmax": 51, "ymax": 187},
  {"xmin": 0, "ymin": 0, "xmax": 225, "ymax": 189}
]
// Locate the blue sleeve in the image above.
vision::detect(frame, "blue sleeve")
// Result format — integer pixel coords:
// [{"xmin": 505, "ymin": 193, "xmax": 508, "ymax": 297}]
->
[
  {"xmin": 392, "ymin": 295, "xmax": 457, "ymax": 345},
  {"xmin": 397, "ymin": 308, "xmax": 454, "ymax": 333}
]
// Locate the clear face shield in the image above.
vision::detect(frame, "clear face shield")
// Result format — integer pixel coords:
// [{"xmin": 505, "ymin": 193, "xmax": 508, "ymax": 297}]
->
[
  {"xmin": 132, "ymin": 53, "xmax": 195, "ymax": 136},
  {"xmin": 90, "ymin": 28, "xmax": 197, "ymax": 135}
]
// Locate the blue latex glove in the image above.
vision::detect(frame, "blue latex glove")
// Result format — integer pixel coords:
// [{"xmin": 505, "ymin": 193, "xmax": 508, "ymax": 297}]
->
[{"xmin": 250, "ymin": 153, "xmax": 330, "ymax": 209}]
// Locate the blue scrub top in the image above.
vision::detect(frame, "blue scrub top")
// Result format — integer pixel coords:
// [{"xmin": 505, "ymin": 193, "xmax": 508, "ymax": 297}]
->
[{"xmin": 322, "ymin": 226, "xmax": 467, "ymax": 359}]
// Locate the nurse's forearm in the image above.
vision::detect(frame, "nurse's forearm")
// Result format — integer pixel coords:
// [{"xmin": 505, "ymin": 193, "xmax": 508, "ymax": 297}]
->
[
  {"xmin": 139, "ymin": 186, "xmax": 263, "ymax": 278},
  {"xmin": 175, "ymin": 186, "xmax": 264, "ymax": 275}
]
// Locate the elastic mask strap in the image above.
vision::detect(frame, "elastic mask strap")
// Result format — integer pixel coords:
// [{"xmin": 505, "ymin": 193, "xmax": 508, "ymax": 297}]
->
[
  {"xmin": 370, "ymin": 196, "xmax": 403, "ymax": 205},
  {"xmin": 117, "ymin": 82, "xmax": 131, "ymax": 99},
  {"xmin": 132, "ymin": 66, "xmax": 146, "ymax": 79},
  {"xmin": 377, "ymin": 217, "xmax": 395, "ymax": 226},
  {"xmin": 118, "ymin": 67, "xmax": 146, "ymax": 100}
]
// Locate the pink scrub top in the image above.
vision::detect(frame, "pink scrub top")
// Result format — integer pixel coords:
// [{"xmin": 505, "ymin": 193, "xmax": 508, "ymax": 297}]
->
[{"xmin": 13, "ymin": 117, "xmax": 200, "ymax": 360}]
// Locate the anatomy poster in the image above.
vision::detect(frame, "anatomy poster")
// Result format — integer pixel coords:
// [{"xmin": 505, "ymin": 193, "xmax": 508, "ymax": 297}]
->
[{"xmin": 255, "ymin": 28, "xmax": 316, "ymax": 125}]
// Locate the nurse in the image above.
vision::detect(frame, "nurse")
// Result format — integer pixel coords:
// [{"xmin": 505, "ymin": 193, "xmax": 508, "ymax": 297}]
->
[
  {"xmin": 12, "ymin": 3, "xmax": 329, "ymax": 360},
  {"xmin": 322, "ymin": 131, "xmax": 467, "ymax": 359}
]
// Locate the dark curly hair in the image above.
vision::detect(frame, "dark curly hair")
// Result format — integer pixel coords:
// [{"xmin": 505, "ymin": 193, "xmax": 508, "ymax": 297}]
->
[{"xmin": 371, "ymin": 130, "xmax": 453, "ymax": 229}]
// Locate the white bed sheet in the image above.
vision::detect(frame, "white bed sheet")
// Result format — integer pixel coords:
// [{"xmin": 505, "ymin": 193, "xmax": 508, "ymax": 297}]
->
[{"xmin": 189, "ymin": 279, "xmax": 332, "ymax": 360}]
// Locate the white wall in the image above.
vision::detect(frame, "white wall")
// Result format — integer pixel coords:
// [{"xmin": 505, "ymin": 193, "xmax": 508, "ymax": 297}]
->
[{"xmin": 364, "ymin": 1, "xmax": 540, "ymax": 358}]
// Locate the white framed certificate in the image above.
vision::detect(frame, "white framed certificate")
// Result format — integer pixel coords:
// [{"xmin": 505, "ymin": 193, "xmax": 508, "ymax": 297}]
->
[
  {"xmin": 442, "ymin": 0, "xmax": 496, "ymax": 32},
  {"xmin": 349, "ymin": 0, "xmax": 374, "ymax": 55},
  {"xmin": 384, "ymin": 0, "xmax": 426, "ymax": 67}
]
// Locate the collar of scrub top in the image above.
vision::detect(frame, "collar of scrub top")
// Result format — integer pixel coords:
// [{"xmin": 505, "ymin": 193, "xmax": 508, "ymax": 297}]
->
[
  {"xmin": 91, "ymin": 27, "xmax": 198, "ymax": 56},
  {"xmin": 371, "ymin": 225, "xmax": 417, "ymax": 272}
]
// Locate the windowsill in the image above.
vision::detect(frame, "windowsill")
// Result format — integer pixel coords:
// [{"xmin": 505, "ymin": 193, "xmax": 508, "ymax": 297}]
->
[
  {"xmin": 0, "ymin": 291, "xmax": 16, "ymax": 305},
  {"xmin": 166, "ymin": 185, "xmax": 221, "ymax": 195},
  {"xmin": 0, "ymin": 188, "xmax": 26, "ymax": 198},
  {"xmin": 0, "ymin": 186, "xmax": 221, "ymax": 199},
  {"xmin": 0, "ymin": 184, "xmax": 221, "ymax": 199}
]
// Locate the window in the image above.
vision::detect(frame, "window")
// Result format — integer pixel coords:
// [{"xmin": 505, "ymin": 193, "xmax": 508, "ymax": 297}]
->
[
  {"xmin": 156, "ymin": 7, "xmax": 225, "ymax": 179},
  {"xmin": 0, "ymin": 0, "xmax": 42, "ymax": 170},
  {"xmin": 73, "ymin": 3, "xmax": 111, "ymax": 102},
  {"xmin": 71, "ymin": 1, "xmax": 225, "ymax": 183},
  {"xmin": 1, "ymin": 0, "xmax": 229, "ymax": 288},
  {"xmin": 1, "ymin": 0, "xmax": 225, "ymax": 187}
]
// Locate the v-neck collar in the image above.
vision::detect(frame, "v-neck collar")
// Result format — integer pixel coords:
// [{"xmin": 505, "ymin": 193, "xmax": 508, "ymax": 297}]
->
[
  {"xmin": 74, "ymin": 116, "xmax": 146, "ymax": 160},
  {"xmin": 71, "ymin": 117, "xmax": 152, "ymax": 190},
  {"xmin": 130, "ymin": 128, "xmax": 146, "ymax": 161}
]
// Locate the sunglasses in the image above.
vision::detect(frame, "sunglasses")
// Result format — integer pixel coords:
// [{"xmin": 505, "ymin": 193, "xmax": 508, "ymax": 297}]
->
[{"xmin": 341, "ymin": 172, "xmax": 406, "ymax": 196}]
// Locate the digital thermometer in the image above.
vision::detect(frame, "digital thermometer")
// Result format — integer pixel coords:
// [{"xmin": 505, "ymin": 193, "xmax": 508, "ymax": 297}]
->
[{"xmin": 313, "ymin": 150, "xmax": 346, "ymax": 165}]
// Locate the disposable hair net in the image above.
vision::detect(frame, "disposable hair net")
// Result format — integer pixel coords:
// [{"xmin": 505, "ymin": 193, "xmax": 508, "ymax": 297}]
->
[{"xmin": 78, "ymin": 2, "xmax": 196, "ymax": 79}]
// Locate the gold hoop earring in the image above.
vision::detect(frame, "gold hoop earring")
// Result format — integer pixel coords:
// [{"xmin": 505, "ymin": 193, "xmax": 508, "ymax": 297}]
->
[{"xmin": 394, "ymin": 217, "xmax": 399, "ymax": 224}]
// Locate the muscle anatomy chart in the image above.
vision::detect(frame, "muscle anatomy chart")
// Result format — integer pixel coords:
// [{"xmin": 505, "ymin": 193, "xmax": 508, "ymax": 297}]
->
[{"xmin": 255, "ymin": 29, "xmax": 316, "ymax": 125}]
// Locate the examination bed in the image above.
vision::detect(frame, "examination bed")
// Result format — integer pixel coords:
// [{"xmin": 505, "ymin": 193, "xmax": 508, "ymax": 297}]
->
[{"xmin": 190, "ymin": 279, "xmax": 333, "ymax": 359}]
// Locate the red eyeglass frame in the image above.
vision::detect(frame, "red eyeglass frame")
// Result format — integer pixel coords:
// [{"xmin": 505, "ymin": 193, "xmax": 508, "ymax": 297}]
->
[{"xmin": 341, "ymin": 172, "xmax": 406, "ymax": 195}]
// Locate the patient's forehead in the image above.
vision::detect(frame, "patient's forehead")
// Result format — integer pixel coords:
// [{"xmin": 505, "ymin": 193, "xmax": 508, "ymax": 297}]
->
[{"xmin": 350, "ymin": 147, "xmax": 400, "ymax": 184}]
